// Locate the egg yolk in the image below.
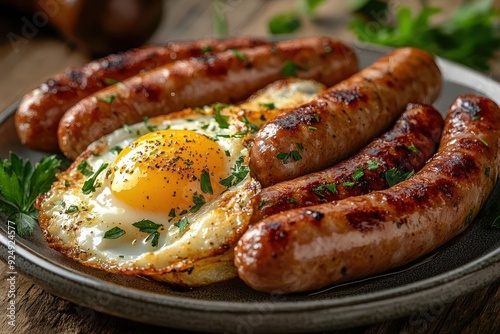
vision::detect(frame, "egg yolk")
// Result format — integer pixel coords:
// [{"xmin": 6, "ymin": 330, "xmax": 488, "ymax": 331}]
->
[{"xmin": 110, "ymin": 130, "xmax": 227, "ymax": 213}]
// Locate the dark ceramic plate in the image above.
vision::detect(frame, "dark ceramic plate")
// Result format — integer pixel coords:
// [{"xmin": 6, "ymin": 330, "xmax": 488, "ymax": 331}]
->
[{"xmin": 1, "ymin": 44, "xmax": 500, "ymax": 334}]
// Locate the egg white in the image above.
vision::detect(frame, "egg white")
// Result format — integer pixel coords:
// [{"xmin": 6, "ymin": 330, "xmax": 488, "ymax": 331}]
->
[{"xmin": 37, "ymin": 78, "xmax": 325, "ymax": 286}]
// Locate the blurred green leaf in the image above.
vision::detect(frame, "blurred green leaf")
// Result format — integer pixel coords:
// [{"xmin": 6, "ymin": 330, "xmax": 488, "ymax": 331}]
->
[
  {"xmin": 269, "ymin": 12, "xmax": 302, "ymax": 34},
  {"xmin": 350, "ymin": 0, "xmax": 500, "ymax": 71}
]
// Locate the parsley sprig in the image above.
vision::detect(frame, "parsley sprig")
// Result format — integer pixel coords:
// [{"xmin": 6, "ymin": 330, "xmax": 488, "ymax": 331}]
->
[
  {"xmin": 0, "ymin": 153, "xmax": 61, "ymax": 236},
  {"xmin": 132, "ymin": 219, "xmax": 162, "ymax": 247},
  {"xmin": 220, "ymin": 154, "xmax": 249, "ymax": 188},
  {"xmin": 349, "ymin": 0, "xmax": 500, "ymax": 71}
]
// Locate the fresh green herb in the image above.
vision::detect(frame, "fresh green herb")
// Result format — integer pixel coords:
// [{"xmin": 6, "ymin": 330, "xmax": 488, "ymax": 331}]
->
[
  {"xmin": 485, "ymin": 167, "xmax": 491, "ymax": 177},
  {"xmin": 0, "ymin": 153, "xmax": 61, "ymax": 236},
  {"xmin": 349, "ymin": 0, "xmax": 388, "ymax": 20},
  {"xmin": 367, "ymin": 160, "xmax": 379, "ymax": 170},
  {"xmin": 103, "ymin": 226, "xmax": 126, "ymax": 239},
  {"xmin": 465, "ymin": 209, "xmax": 474, "ymax": 224},
  {"xmin": 308, "ymin": 126, "xmax": 318, "ymax": 131},
  {"xmin": 143, "ymin": 117, "xmax": 157, "ymax": 132},
  {"xmin": 211, "ymin": 0, "xmax": 228, "ymax": 37},
  {"xmin": 287, "ymin": 197, "xmax": 298, "ymax": 204},
  {"xmin": 343, "ymin": 181, "xmax": 355, "ymax": 187},
  {"xmin": 269, "ymin": 12, "xmax": 302, "ymax": 34},
  {"xmin": 259, "ymin": 102, "xmax": 276, "ymax": 110},
  {"xmin": 200, "ymin": 171, "xmax": 213, "ymax": 195},
  {"xmin": 64, "ymin": 180, "xmax": 71, "ymax": 187},
  {"xmin": 179, "ymin": 209, "xmax": 188, "ymax": 216},
  {"xmin": 97, "ymin": 94, "xmax": 118, "ymax": 104},
  {"xmin": 201, "ymin": 45, "xmax": 212, "ymax": 53},
  {"xmin": 473, "ymin": 115, "xmax": 481, "ymax": 120},
  {"xmin": 109, "ymin": 146, "xmax": 123, "ymax": 154},
  {"xmin": 168, "ymin": 208, "xmax": 176, "ymax": 218},
  {"xmin": 190, "ymin": 193, "xmax": 206, "ymax": 213},
  {"xmin": 258, "ymin": 200, "xmax": 266, "ymax": 209},
  {"xmin": 54, "ymin": 200, "xmax": 65, "ymax": 207},
  {"xmin": 239, "ymin": 115, "xmax": 260, "ymax": 135},
  {"xmin": 268, "ymin": 0, "xmax": 326, "ymax": 34},
  {"xmin": 385, "ymin": 168, "xmax": 415, "ymax": 187},
  {"xmin": 313, "ymin": 113, "xmax": 320, "ymax": 122},
  {"xmin": 132, "ymin": 219, "xmax": 162, "ymax": 247},
  {"xmin": 77, "ymin": 160, "xmax": 93, "ymax": 176},
  {"xmin": 480, "ymin": 138, "xmax": 489, "ymax": 147},
  {"xmin": 407, "ymin": 143, "xmax": 421, "ymax": 155},
  {"xmin": 349, "ymin": 1, "xmax": 500, "ymax": 71},
  {"xmin": 123, "ymin": 124, "xmax": 132, "ymax": 134},
  {"xmin": 281, "ymin": 60, "xmax": 302, "ymax": 77},
  {"xmin": 214, "ymin": 109, "xmax": 230, "ymax": 129},
  {"xmin": 104, "ymin": 78, "xmax": 119, "ymax": 85},
  {"xmin": 231, "ymin": 49, "xmax": 247, "ymax": 61},
  {"xmin": 492, "ymin": 216, "xmax": 500, "ymax": 229},
  {"xmin": 175, "ymin": 217, "xmax": 189, "ymax": 234},
  {"xmin": 276, "ymin": 143, "xmax": 304, "ymax": 164},
  {"xmin": 225, "ymin": 150, "xmax": 231, "ymax": 157},
  {"xmin": 65, "ymin": 205, "xmax": 79, "ymax": 213},
  {"xmin": 353, "ymin": 167, "xmax": 364, "ymax": 181},
  {"xmin": 220, "ymin": 154, "xmax": 249, "ymax": 188},
  {"xmin": 312, "ymin": 183, "xmax": 337, "ymax": 197},
  {"xmin": 82, "ymin": 163, "xmax": 109, "ymax": 195}
]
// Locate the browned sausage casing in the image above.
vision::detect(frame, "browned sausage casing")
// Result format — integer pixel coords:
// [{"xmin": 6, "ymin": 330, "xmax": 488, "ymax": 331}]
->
[
  {"xmin": 252, "ymin": 104, "xmax": 444, "ymax": 223},
  {"xmin": 15, "ymin": 37, "xmax": 270, "ymax": 152},
  {"xmin": 58, "ymin": 36, "xmax": 358, "ymax": 159},
  {"xmin": 249, "ymin": 47, "xmax": 442, "ymax": 187},
  {"xmin": 235, "ymin": 95, "xmax": 500, "ymax": 294}
]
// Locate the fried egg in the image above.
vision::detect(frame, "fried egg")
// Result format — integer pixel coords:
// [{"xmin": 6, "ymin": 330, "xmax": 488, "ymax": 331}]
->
[{"xmin": 37, "ymin": 78, "xmax": 325, "ymax": 286}]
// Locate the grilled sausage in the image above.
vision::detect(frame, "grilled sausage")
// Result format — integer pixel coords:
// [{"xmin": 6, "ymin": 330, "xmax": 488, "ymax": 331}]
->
[
  {"xmin": 15, "ymin": 37, "xmax": 270, "ymax": 152},
  {"xmin": 58, "ymin": 37, "xmax": 358, "ymax": 159},
  {"xmin": 249, "ymin": 47, "xmax": 441, "ymax": 187},
  {"xmin": 252, "ymin": 104, "xmax": 444, "ymax": 223},
  {"xmin": 235, "ymin": 95, "xmax": 500, "ymax": 293}
]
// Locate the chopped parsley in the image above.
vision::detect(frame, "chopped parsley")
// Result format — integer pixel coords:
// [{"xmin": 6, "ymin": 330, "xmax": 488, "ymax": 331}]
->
[
  {"xmin": 276, "ymin": 143, "xmax": 304, "ymax": 164},
  {"xmin": 343, "ymin": 181, "xmax": 355, "ymax": 187},
  {"xmin": 367, "ymin": 160, "xmax": 379, "ymax": 170},
  {"xmin": 313, "ymin": 113, "xmax": 321, "ymax": 122},
  {"xmin": 281, "ymin": 60, "xmax": 303, "ymax": 77},
  {"xmin": 214, "ymin": 108, "xmax": 230, "ymax": 129},
  {"xmin": 104, "ymin": 78, "xmax": 119, "ymax": 85},
  {"xmin": 97, "ymin": 94, "xmax": 118, "ymax": 104},
  {"xmin": 407, "ymin": 143, "xmax": 421, "ymax": 154},
  {"xmin": 312, "ymin": 183, "xmax": 337, "ymax": 197},
  {"xmin": 385, "ymin": 168, "xmax": 415, "ymax": 187},
  {"xmin": 175, "ymin": 217, "xmax": 189, "ymax": 234},
  {"xmin": 220, "ymin": 154, "xmax": 249, "ymax": 188},
  {"xmin": 123, "ymin": 124, "xmax": 132, "ymax": 134},
  {"xmin": 231, "ymin": 49, "xmax": 247, "ymax": 61},
  {"xmin": 143, "ymin": 117, "xmax": 157, "ymax": 132},
  {"xmin": 258, "ymin": 200, "xmax": 266, "ymax": 209},
  {"xmin": 132, "ymin": 219, "xmax": 162, "ymax": 247},
  {"xmin": 200, "ymin": 171, "xmax": 213, "ymax": 195},
  {"xmin": 65, "ymin": 205, "xmax": 79, "ymax": 213},
  {"xmin": 109, "ymin": 146, "xmax": 123, "ymax": 154},
  {"xmin": 287, "ymin": 197, "xmax": 298, "ymax": 204},
  {"xmin": 485, "ymin": 167, "xmax": 491, "ymax": 177},
  {"xmin": 201, "ymin": 45, "xmax": 212, "ymax": 53},
  {"xmin": 480, "ymin": 138, "xmax": 489, "ymax": 147},
  {"xmin": 81, "ymin": 163, "xmax": 109, "ymax": 195},
  {"xmin": 190, "ymin": 193, "xmax": 206, "ymax": 213},
  {"xmin": 259, "ymin": 102, "xmax": 276, "ymax": 110},
  {"xmin": 103, "ymin": 226, "xmax": 126, "ymax": 239},
  {"xmin": 77, "ymin": 160, "xmax": 93, "ymax": 176},
  {"xmin": 353, "ymin": 167, "xmax": 364, "ymax": 181},
  {"xmin": 465, "ymin": 209, "xmax": 474, "ymax": 224}
]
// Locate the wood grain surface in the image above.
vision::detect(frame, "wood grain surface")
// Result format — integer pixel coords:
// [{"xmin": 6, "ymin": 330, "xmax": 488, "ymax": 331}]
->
[{"xmin": 1, "ymin": 1, "xmax": 499, "ymax": 333}]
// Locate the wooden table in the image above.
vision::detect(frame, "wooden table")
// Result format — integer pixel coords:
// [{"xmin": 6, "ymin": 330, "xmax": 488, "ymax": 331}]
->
[{"xmin": 1, "ymin": 1, "xmax": 499, "ymax": 333}]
